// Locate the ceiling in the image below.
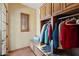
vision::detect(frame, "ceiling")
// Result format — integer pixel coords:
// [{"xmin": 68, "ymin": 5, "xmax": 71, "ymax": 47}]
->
[{"xmin": 22, "ymin": 3, "xmax": 42, "ymax": 9}]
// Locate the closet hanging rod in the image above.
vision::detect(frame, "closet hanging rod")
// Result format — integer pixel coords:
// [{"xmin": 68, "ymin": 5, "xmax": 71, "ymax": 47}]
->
[
  {"xmin": 48, "ymin": 20, "xmax": 51, "ymax": 23},
  {"xmin": 58, "ymin": 13, "xmax": 79, "ymax": 20}
]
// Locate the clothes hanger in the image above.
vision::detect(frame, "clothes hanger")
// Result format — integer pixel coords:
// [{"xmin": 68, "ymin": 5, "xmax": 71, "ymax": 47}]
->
[
  {"xmin": 65, "ymin": 17, "xmax": 79, "ymax": 25},
  {"xmin": 76, "ymin": 19, "xmax": 79, "ymax": 24},
  {"xmin": 46, "ymin": 20, "xmax": 51, "ymax": 25}
]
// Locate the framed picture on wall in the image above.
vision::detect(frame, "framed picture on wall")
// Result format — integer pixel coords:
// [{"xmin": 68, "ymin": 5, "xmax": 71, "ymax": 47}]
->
[{"xmin": 21, "ymin": 13, "xmax": 29, "ymax": 32}]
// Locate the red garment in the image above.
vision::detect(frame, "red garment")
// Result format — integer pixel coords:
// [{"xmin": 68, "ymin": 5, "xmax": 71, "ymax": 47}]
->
[
  {"xmin": 60, "ymin": 22, "xmax": 66, "ymax": 48},
  {"xmin": 48, "ymin": 24, "xmax": 52, "ymax": 41},
  {"xmin": 60, "ymin": 22, "xmax": 79, "ymax": 48}
]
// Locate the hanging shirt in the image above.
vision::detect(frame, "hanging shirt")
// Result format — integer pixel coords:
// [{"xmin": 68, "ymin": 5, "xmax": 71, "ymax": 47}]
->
[
  {"xmin": 53, "ymin": 23, "xmax": 59, "ymax": 48},
  {"xmin": 58, "ymin": 21, "xmax": 65, "ymax": 49},
  {"xmin": 60, "ymin": 21, "xmax": 79, "ymax": 48},
  {"xmin": 40, "ymin": 24, "xmax": 47, "ymax": 44},
  {"xmin": 48, "ymin": 23, "xmax": 52, "ymax": 41},
  {"xmin": 44, "ymin": 28, "xmax": 49, "ymax": 45},
  {"xmin": 53, "ymin": 20, "xmax": 61, "ymax": 49}
]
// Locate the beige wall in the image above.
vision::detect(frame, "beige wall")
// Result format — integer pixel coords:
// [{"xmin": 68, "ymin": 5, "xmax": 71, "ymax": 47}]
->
[
  {"xmin": 36, "ymin": 8, "xmax": 40, "ymax": 36},
  {"xmin": 8, "ymin": 3, "xmax": 36, "ymax": 50}
]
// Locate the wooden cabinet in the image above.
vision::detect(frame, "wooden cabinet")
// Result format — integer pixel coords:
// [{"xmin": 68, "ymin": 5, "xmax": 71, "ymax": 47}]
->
[
  {"xmin": 45, "ymin": 3, "xmax": 52, "ymax": 18},
  {"xmin": 40, "ymin": 3, "xmax": 79, "ymax": 18},
  {"xmin": 63, "ymin": 3, "xmax": 79, "ymax": 11},
  {"xmin": 40, "ymin": 3, "xmax": 62, "ymax": 18},
  {"xmin": 40, "ymin": 3, "xmax": 52, "ymax": 20},
  {"xmin": 40, "ymin": 4, "xmax": 46, "ymax": 20},
  {"xmin": 64, "ymin": 3, "xmax": 73, "ymax": 8},
  {"xmin": 52, "ymin": 3, "xmax": 54, "ymax": 16},
  {"xmin": 53, "ymin": 3, "xmax": 62, "ymax": 16}
]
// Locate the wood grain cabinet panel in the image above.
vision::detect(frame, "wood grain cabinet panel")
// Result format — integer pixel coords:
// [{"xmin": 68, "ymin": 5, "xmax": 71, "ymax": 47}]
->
[
  {"xmin": 63, "ymin": 3, "xmax": 79, "ymax": 11},
  {"xmin": 52, "ymin": 3, "xmax": 54, "ymax": 16},
  {"xmin": 53, "ymin": 3, "xmax": 62, "ymax": 16},
  {"xmin": 40, "ymin": 4, "xmax": 46, "ymax": 20},
  {"xmin": 45, "ymin": 3, "xmax": 52, "ymax": 18}
]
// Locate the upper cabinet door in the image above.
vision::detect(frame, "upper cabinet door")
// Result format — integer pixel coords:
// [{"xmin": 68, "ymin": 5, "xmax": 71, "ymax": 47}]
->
[
  {"xmin": 40, "ymin": 4, "xmax": 46, "ymax": 20},
  {"xmin": 53, "ymin": 3, "xmax": 62, "ymax": 16},
  {"xmin": 45, "ymin": 3, "xmax": 52, "ymax": 18},
  {"xmin": 52, "ymin": 3, "xmax": 54, "ymax": 16},
  {"xmin": 63, "ymin": 3, "xmax": 79, "ymax": 11}
]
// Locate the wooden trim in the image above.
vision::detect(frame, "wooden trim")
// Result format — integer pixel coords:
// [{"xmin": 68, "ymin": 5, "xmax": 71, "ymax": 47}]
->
[{"xmin": 52, "ymin": 3, "xmax": 54, "ymax": 16}]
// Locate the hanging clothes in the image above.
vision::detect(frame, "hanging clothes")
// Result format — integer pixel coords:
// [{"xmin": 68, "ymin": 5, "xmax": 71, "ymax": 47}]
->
[
  {"xmin": 53, "ymin": 23, "xmax": 59, "ymax": 48},
  {"xmin": 40, "ymin": 24, "xmax": 47, "ymax": 44},
  {"xmin": 44, "ymin": 28, "xmax": 49, "ymax": 45},
  {"xmin": 60, "ymin": 20, "xmax": 79, "ymax": 48},
  {"xmin": 40, "ymin": 21, "xmax": 52, "ymax": 45},
  {"xmin": 58, "ymin": 21, "xmax": 65, "ymax": 49},
  {"xmin": 53, "ymin": 20, "xmax": 61, "ymax": 49},
  {"xmin": 48, "ymin": 23, "xmax": 53, "ymax": 41}
]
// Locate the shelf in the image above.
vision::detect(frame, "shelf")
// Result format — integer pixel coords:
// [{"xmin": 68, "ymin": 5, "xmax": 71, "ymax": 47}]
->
[{"xmin": 34, "ymin": 44, "xmax": 52, "ymax": 56}]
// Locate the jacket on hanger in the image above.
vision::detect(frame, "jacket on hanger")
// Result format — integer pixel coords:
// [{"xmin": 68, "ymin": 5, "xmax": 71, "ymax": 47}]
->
[
  {"xmin": 53, "ymin": 20, "xmax": 61, "ymax": 48},
  {"xmin": 53, "ymin": 23, "xmax": 59, "ymax": 48},
  {"xmin": 40, "ymin": 24, "xmax": 47, "ymax": 43},
  {"xmin": 48, "ymin": 23, "xmax": 52, "ymax": 41},
  {"xmin": 60, "ymin": 21, "xmax": 79, "ymax": 48},
  {"xmin": 45, "ymin": 28, "xmax": 49, "ymax": 45},
  {"xmin": 58, "ymin": 21, "xmax": 65, "ymax": 49}
]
